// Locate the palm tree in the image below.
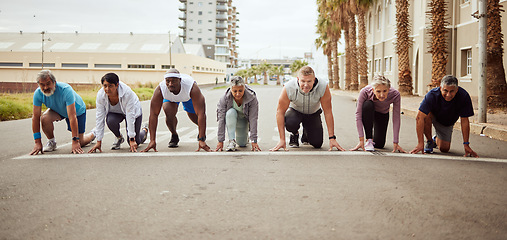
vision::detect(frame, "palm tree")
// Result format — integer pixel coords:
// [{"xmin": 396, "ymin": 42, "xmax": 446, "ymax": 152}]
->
[
  {"xmin": 486, "ymin": 0, "xmax": 507, "ymax": 108},
  {"xmin": 235, "ymin": 69, "xmax": 247, "ymax": 79},
  {"xmin": 427, "ymin": 0, "xmax": 449, "ymax": 88},
  {"xmin": 357, "ymin": 0, "xmax": 376, "ymax": 89},
  {"xmin": 347, "ymin": 0, "xmax": 359, "ymax": 90},
  {"xmin": 395, "ymin": 0, "xmax": 414, "ymax": 95},
  {"xmin": 271, "ymin": 65, "xmax": 285, "ymax": 86},
  {"xmin": 258, "ymin": 61, "xmax": 272, "ymax": 85},
  {"xmin": 250, "ymin": 65, "xmax": 260, "ymax": 84},
  {"xmin": 290, "ymin": 59, "xmax": 308, "ymax": 75}
]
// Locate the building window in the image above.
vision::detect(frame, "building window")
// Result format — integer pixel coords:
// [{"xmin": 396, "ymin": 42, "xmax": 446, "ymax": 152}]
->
[
  {"xmin": 162, "ymin": 65, "xmax": 175, "ymax": 69},
  {"xmin": 368, "ymin": 13, "xmax": 372, "ymax": 33},
  {"xmin": 385, "ymin": 0, "xmax": 391, "ymax": 25},
  {"xmin": 198, "ymin": 38, "xmax": 202, "ymax": 43},
  {"xmin": 384, "ymin": 57, "xmax": 392, "ymax": 72},
  {"xmin": 198, "ymin": 29, "xmax": 202, "ymax": 33},
  {"xmin": 29, "ymin": 63, "xmax": 55, "ymax": 68},
  {"xmin": 461, "ymin": 48, "xmax": 472, "ymax": 76},
  {"xmin": 0, "ymin": 62, "xmax": 22, "ymax": 67},
  {"xmin": 367, "ymin": 60, "xmax": 371, "ymax": 73},
  {"xmin": 198, "ymin": 20, "xmax": 202, "ymax": 24},
  {"xmin": 374, "ymin": 59, "xmax": 381, "ymax": 73},
  {"xmin": 62, "ymin": 63, "xmax": 88, "ymax": 68},
  {"xmin": 128, "ymin": 64, "xmax": 155, "ymax": 69},
  {"xmin": 198, "ymin": 2, "xmax": 203, "ymax": 6},
  {"xmin": 208, "ymin": 11, "xmax": 212, "ymax": 14},
  {"xmin": 208, "ymin": 20, "xmax": 212, "ymax": 22},
  {"xmin": 377, "ymin": 7, "xmax": 381, "ymax": 30},
  {"xmin": 189, "ymin": 1, "xmax": 193, "ymax": 4},
  {"xmin": 95, "ymin": 64, "xmax": 121, "ymax": 68},
  {"xmin": 198, "ymin": 11, "xmax": 202, "ymax": 15}
]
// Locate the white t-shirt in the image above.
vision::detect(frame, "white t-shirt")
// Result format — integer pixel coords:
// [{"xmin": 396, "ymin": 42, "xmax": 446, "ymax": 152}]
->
[{"xmin": 159, "ymin": 74, "xmax": 196, "ymax": 102}]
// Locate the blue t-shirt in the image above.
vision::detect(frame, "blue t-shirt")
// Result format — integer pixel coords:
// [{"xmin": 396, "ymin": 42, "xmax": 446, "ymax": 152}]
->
[
  {"xmin": 33, "ymin": 82, "xmax": 86, "ymax": 118},
  {"xmin": 419, "ymin": 87, "xmax": 474, "ymax": 126}
]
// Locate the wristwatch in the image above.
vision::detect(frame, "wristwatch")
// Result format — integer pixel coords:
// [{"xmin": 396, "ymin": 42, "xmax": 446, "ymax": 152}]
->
[
  {"xmin": 130, "ymin": 137, "xmax": 135, "ymax": 142},
  {"xmin": 72, "ymin": 136, "xmax": 80, "ymax": 142},
  {"xmin": 197, "ymin": 135, "xmax": 206, "ymax": 142},
  {"xmin": 329, "ymin": 135, "xmax": 336, "ymax": 140}
]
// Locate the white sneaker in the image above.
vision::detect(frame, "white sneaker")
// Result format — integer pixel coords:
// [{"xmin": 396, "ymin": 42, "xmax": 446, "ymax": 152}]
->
[
  {"xmin": 364, "ymin": 139, "xmax": 375, "ymax": 152},
  {"xmin": 226, "ymin": 139, "xmax": 237, "ymax": 152},
  {"xmin": 111, "ymin": 135, "xmax": 124, "ymax": 150},
  {"xmin": 44, "ymin": 140, "xmax": 57, "ymax": 152}
]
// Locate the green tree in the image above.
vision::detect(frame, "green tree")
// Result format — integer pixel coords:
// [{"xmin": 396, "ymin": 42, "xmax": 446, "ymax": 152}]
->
[
  {"xmin": 250, "ymin": 65, "xmax": 260, "ymax": 84},
  {"xmin": 271, "ymin": 65, "xmax": 285, "ymax": 86},
  {"xmin": 290, "ymin": 59, "xmax": 308, "ymax": 75},
  {"xmin": 258, "ymin": 62, "xmax": 272, "ymax": 85}
]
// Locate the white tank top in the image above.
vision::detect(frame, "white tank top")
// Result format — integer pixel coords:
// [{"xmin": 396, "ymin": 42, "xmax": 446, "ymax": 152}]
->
[{"xmin": 159, "ymin": 74, "xmax": 195, "ymax": 102}]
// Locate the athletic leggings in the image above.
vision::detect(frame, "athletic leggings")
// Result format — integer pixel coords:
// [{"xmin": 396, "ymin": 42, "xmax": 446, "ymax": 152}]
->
[
  {"xmin": 226, "ymin": 108, "xmax": 249, "ymax": 147},
  {"xmin": 285, "ymin": 108, "xmax": 323, "ymax": 148},
  {"xmin": 362, "ymin": 100, "xmax": 389, "ymax": 148},
  {"xmin": 106, "ymin": 112, "xmax": 146, "ymax": 145}
]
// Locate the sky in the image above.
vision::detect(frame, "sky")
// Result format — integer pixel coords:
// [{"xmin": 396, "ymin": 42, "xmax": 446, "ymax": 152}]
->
[{"xmin": 0, "ymin": 0, "xmax": 327, "ymax": 60}]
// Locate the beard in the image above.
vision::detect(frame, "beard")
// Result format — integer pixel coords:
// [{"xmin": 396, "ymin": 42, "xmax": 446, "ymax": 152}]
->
[{"xmin": 42, "ymin": 88, "xmax": 55, "ymax": 97}]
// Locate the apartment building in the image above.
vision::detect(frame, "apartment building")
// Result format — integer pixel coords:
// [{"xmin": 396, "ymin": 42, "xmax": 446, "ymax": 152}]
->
[
  {"xmin": 338, "ymin": 0, "xmax": 507, "ymax": 97},
  {"xmin": 179, "ymin": 0, "xmax": 239, "ymax": 68}
]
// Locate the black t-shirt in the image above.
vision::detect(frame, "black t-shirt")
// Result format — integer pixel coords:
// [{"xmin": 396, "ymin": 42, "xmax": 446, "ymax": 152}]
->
[{"xmin": 419, "ymin": 87, "xmax": 474, "ymax": 126}]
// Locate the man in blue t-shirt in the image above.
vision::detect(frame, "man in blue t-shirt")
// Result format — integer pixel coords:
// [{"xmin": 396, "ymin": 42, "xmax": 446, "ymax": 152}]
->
[
  {"xmin": 410, "ymin": 75, "xmax": 478, "ymax": 157},
  {"xmin": 30, "ymin": 70, "xmax": 95, "ymax": 155}
]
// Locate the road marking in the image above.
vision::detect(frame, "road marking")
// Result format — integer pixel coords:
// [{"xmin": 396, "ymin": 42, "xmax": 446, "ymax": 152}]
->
[{"xmin": 13, "ymin": 151, "xmax": 507, "ymax": 163}]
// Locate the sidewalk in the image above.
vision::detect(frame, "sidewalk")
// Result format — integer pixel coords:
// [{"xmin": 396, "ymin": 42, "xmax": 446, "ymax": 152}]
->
[{"xmin": 331, "ymin": 89, "xmax": 507, "ymax": 142}]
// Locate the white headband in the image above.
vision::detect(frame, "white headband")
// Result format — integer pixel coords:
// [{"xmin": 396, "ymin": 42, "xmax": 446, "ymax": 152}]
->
[{"xmin": 164, "ymin": 73, "xmax": 181, "ymax": 79}]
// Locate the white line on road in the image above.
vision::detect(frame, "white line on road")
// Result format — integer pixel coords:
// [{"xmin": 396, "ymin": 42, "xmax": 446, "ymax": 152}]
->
[{"xmin": 12, "ymin": 151, "xmax": 507, "ymax": 163}]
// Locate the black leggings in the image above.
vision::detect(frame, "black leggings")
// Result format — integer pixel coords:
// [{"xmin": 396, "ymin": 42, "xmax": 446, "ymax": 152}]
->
[
  {"xmin": 362, "ymin": 100, "xmax": 389, "ymax": 148},
  {"xmin": 285, "ymin": 108, "xmax": 323, "ymax": 148},
  {"xmin": 106, "ymin": 112, "xmax": 146, "ymax": 144}
]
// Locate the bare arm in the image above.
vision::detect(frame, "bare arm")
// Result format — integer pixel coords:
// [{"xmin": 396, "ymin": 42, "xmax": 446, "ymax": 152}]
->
[
  {"xmin": 320, "ymin": 86, "xmax": 345, "ymax": 151},
  {"xmin": 142, "ymin": 86, "xmax": 163, "ymax": 152},
  {"xmin": 410, "ymin": 110, "xmax": 427, "ymax": 154},
  {"xmin": 460, "ymin": 117, "xmax": 478, "ymax": 157},
  {"xmin": 30, "ymin": 105, "xmax": 43, "ymax": 155},
  {"xmin": 269, "ymin": 87, "xmax": 290, "ymax": 151},
  {"xmin": 190, "ymin": 83, "xmax": 211, "ymax": 152},
  {"xmin": 67, "ymin": 103, "xmax": 83, "ymax": 154}
]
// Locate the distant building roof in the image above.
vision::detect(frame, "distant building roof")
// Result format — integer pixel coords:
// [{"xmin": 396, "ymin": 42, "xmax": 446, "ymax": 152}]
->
[{"xmin": 0, "ymin": 32, "xmax": 183, "ymax": 54}]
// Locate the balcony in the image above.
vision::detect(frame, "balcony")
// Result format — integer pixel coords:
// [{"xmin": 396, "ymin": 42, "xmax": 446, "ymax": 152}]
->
[
  {"xmin": 178, "ymin": 13, "xmax": 186, "ymax": 20},
  {"xmin": 216, "ymin": 32, "xmax": 227, "ymax": 38},
  {"xmin": 178, "ymin": 22, "xmax": 186, "ymax": 29},
  {"xmin": 216, "ymin": 23, "xmax": 227, "ymax": 29},
  {"xmin": 178, "ymin": 4, "xmax": 186, "ymax": 11},
  {"xmin": 216, "ymin": 4, "xmax": 227, "ymax": 12},
  {"xmin": 217, "ymin": 0, "xmax": 227, "ymax": 2},
  {"xmin": 179, "ymin": 0, "xmax": 186, "ymax": 2},
  {"xmin": 216, "ymin": 14, "xmax": 227, "ymax": 20}
]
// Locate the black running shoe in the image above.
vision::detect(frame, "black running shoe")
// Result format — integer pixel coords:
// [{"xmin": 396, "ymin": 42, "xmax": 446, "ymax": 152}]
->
[
  {"xmin": 301, "ymin": 130, "xmax": 309, "ymax": 145},
  {"xmin": 289, "ymin": 133, "xmax": 299, "ymax": 148},
  {"xmin": 168, "ymin": 134, "xmax": 179, "ymax": 148}
]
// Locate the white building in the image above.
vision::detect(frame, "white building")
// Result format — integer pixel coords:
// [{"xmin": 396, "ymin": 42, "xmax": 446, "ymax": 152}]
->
[
  {"xmin": 179, "ymin": 0, "xmax": 239, "ymax": 67},
  {"xmin": 0, "ymin": 32, "xmax": 226, "ymax": 90}
]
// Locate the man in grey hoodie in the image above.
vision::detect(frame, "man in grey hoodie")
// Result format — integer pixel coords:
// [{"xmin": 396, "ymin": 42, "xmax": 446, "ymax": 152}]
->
[{"xmin": 215, "ymin": 76, "xmax": 260, "ymax": 152}]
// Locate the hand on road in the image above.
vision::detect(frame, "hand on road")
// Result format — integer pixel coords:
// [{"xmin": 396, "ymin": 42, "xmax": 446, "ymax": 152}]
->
[
  {"xmin": 409, "ymin": 143, "xmax": 424, "ymax": 154},
  {"xmin": 88, "ymin": 142, "xmax": 102, "ymax": 153},
  {"xmin": 349, "ymin": 141, "xmax": 364, "ymax": 151},
  {"xmin": 30, "ymin": 142, "xmax": 43, "ymax": 155},
  {"xmin": 251, "ymin": 142, "xmax": 261, "ymax": 152},
  {"xmin": 196, "ymin": 141, "xmax": 212, "ymax": 152},
  {"xmin": 464, "ymin": 145, "xmax": 479, "ymax": 158},
  {"xmin": 269, "ymin": 141, "xmax": 287, "ymax": 151},
  {"xmin": 328, "ymin": 139, "xmax": 346, "ymax": 151},
  {"xmin": 215, "ymin": 142, "xmax": 224, "ymax": 152},
  {"xmin": 129, "ymin": 140, "xmax": 138, "ymax": 152},
  {"xmin": 71, "ymin": 141, "xmax": 84, "ymax": 154},
  {"xmin": 392, "ymin": 143, "xmax": 407, "ymax": 153},
  {"xmin": 142, "ymin": 141, "xmax": 158, "ymax": 152}
]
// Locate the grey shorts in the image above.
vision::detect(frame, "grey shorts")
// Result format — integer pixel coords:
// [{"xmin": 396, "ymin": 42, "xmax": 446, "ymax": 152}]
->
[{"xmin": 432, "ymin": 119, "xmax": 454, "ymax": 142}]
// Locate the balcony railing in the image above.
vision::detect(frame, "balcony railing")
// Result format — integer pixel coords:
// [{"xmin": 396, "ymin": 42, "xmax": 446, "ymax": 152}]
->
[{"xmin": 216, "ymin": 14, "xmax": 227, "ymax": 20}]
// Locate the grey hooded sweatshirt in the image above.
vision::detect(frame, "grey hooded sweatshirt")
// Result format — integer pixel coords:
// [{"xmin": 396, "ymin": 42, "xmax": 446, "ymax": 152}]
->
[{"xmin": 216, "ymin": 85, "xmax": 259, "ymax": 143}]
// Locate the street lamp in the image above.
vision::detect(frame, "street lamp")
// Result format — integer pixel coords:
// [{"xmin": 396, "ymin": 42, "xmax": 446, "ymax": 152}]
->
[{"xmin": 41, "ymin": 31, "xmax": 51, "ymax": 69}]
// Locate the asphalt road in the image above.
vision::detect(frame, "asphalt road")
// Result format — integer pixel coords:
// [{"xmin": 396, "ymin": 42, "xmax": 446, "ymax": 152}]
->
[{"xmin": 1, "ymin": 83, "xmax": 506, "ymax": 239}]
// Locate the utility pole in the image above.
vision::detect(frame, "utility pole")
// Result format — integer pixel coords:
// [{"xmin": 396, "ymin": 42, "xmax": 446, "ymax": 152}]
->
[
  {"xmin": 169, "ymin": 31, "xmax": 172, "ymax": 67},
  {"xmin": 41, "ymin": 31, "xmax": 51, "ymax": 70},
  {"xmin": 475, "ymin": 0, "xmax": 487, "ymax": 123}
]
